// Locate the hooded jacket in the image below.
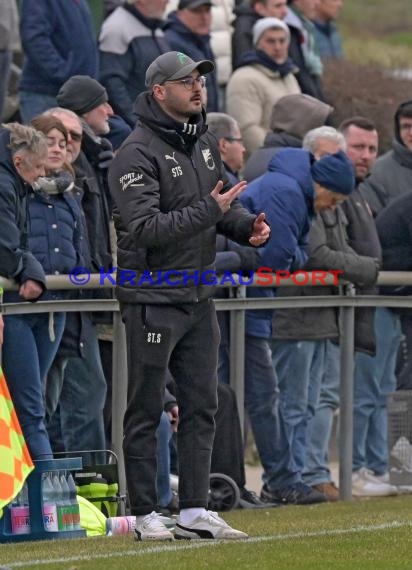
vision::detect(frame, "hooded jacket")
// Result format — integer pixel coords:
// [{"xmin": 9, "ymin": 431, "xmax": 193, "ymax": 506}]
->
[
  {"xmin": 163, "ymin": 12, "xmax": 219, "ymax": 113},
  {"xmin": 243, "ymin": 93, "xmax": 332, "ymax": 181},
  {"xmin": 99, "ymin": 4, "xmax": 170, "ymax": 126},
  {"xmin": 360, "ymin": 100, "xmax": 412, "ymax": 217},
  {"xmin": 376, "ymin": 191, "xmax": 412, "ymax": 283},
  {"xmin": 240, "ymin": 148, "xmax": 315, "ymax": 338},
  {"xmin": 0, "ymin": 129, "xmax": 46, "ymax": 300},
  {"xmin": 108, "ymin": 92, "xmax": 256, "ymax": 305}
]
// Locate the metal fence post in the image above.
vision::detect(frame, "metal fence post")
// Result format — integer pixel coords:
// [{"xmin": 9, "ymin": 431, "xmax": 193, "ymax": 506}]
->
[
  {"xmin": 339, "ymin": 284, "xmax": 355, "ymax": 500},
  {"xmin": 112, "ymin": 311, "xmax": 128, "ymax": 513},
  {"xmin": 230, "ymin": 284, "xmax": 246, "ymax": 438}
]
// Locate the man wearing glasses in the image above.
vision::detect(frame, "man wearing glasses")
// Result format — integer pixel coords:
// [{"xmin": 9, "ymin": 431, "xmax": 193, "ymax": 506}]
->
[{"xmin": 108, "ymin": 51, "xmax": 270, "ymax": 541}]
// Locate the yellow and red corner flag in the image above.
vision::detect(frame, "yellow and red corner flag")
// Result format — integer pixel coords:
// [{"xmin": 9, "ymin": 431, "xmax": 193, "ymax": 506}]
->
[{"xmin": 0, "ymin": 366, "xmax": 34, "ymax": 512}]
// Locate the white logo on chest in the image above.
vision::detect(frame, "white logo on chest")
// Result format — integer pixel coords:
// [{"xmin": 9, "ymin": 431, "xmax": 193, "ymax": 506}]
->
[
  {"xmin": 165, "ymin": 152, "xmax": 178, "ymax": 165},
  {"xmin": 202, "ymin": 148, "xmax": 216, "ymax": 171},
  {"xmin": 119, "ymin": 172, "xmax": 144, "ymax": 191}
]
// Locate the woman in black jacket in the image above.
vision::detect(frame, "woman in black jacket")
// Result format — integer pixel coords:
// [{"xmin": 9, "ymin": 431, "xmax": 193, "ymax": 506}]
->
[{"xmin": 2, "ymin": 118, "xmax": 83, "ymax": 460}]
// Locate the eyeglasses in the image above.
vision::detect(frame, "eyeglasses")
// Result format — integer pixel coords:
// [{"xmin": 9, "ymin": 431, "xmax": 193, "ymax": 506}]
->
[
  {"xmin": 68, "ymin": 130, "xmax": 83, "ymax": 142},
  {"xmin": 164, "ymin": 76, "xmax": 206, "ymax": 90},
  {"xmin": 400, "ymin": 124, "xmax": 412, "ymax": 132},
  {"xmin": 224, "ymin": 137, "xmax": 244, "ymax": 144}
]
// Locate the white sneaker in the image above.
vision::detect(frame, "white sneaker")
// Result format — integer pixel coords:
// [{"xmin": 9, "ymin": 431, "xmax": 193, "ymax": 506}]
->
[
  {"xmin": 134, "ymin": 512, "xmax": 174, "ymax": 541},
  {"xmin": 352, "ymin": 468, "xmax": 398, "ymax": 497},
  {"xmin": 391, "ymin": 437, "xmax": 412, "ymax": 471},
  {"xmin": 373, "ymin": 472, "xmax": 390, "ymax": 484},
  {"xmin": 174, "ymin": 510, "xmax": 248, "ymax": 540}
]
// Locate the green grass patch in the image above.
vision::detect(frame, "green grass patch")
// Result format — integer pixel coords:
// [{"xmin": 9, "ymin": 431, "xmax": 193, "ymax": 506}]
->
[
  {"xmin": 340, "ymin": 0, "xmax": 412, "ymax": 35},
  {"xmin": 2, "ymin": 497, "xmax": 412, "ymax": 569},
  {"xmin": 342, "ymin": 36, "xmax": 412, "ymax": 68},
  {"xmin": 385, "ymin": 32, "xmax": 412, "ymax": 47}
]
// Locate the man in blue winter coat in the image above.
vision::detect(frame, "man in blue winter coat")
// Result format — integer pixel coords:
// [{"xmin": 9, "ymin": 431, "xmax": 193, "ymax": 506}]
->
[
  {"xmin": 18, "ymin": 0, "xmax": 98, "ymax": 123},
  {"xmin": 240, "ymin": 147, "xmax": 356, "ymax": 505}
]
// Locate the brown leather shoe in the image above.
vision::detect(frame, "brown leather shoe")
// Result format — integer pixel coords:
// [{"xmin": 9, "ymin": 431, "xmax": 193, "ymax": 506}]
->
[{"xmin": 311, "ymin": 482, "xmax": 340, "ymax": 502}]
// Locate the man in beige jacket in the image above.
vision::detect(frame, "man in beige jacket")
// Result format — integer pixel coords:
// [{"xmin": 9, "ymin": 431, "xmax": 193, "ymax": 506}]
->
[{"xmin": 226, "ymin": 16, "xmax": 300, "ymax": 155}]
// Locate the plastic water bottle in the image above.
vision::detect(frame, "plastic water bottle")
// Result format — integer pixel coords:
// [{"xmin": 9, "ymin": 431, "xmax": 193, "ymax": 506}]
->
[
  {"xmin": 67, "ymin": 473, "xmax": 81, "ymax": 530},
  {"xmin": 51, "ymin": 473, "xmax": 66, "ymax": 531},
  {"xmin": 11, "ymin": 483, "xmax": 31, "ymax": 535},
  {"xmin": 106, "ymin": 516, "xmax": 136, "ymax": 536},
  {"xmin": 41, "ymin": 473, "xmax": 58, "ymax": 532},
  {"xmin": 60, "ymin": 473, "xmax": 74, "ymax": 531}
]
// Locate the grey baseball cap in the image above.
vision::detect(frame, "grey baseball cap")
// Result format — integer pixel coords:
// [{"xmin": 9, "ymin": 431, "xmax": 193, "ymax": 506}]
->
[
  {"xmin": 145, "ymin": 51, "xmax": 214, "ymax": 89},
  {"xmin": 178, "ymin": 0, "xmax": 213, "ymax": 9}
]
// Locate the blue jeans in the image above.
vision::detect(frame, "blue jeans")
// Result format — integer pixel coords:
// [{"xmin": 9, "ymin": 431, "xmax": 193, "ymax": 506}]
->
[
  {"xmin": 46, "ymin": 316, "xmax": 107, "ymax": 454},
  {"xmin": 245, "ymin": 336, "xmax": 299, "ymax": 490},
  {"xmin": 353, "ymin": 307, "xmax": 401, "ymax": 475},
  {"xmin": 271, "ymin": 339, "xmax": 326, "ymax": 475},
  {"xmin": 19, "ymin": 91, "xmax": 58, "ymax": 123},
  {"xmin": 156, "ymin": 412, "xmax": 173, "ymax": 508},
  {"xmin": 304, "ymin": 341, "xmax": 340, "ymax": 486},
  {"xmin": 2, "ymin": 312, "xmax": 65, "ymax": 459}
]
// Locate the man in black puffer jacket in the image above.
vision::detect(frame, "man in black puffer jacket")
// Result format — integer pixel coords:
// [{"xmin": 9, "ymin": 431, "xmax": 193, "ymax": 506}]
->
[{"xmin": 108, "ymin": 51, "xmax": 270, "ymax": 541}]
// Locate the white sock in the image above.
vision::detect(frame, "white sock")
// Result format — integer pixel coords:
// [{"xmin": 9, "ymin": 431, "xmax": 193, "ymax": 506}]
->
[{"xmin": 179, "ymin": 507, "xmax": 207, "ymax": 525}]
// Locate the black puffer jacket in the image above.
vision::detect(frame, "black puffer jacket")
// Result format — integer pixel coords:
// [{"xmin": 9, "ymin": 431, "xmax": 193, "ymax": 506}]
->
[
  {"xmin": 0, "ymin": 128, "xmax": 46, "ymax": 301},
  {"xmin": 340, "ymin": 187, "xmax": 382, "ymax": 354},
  {"xmin": 108, "ymin": 93, "xmax": 256, "ymax": 304}
]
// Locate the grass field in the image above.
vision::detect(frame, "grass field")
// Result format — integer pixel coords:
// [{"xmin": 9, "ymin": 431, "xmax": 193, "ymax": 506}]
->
[{"xmin": 2, "ymin": 496, "xmax": 412, "ymax": 569}]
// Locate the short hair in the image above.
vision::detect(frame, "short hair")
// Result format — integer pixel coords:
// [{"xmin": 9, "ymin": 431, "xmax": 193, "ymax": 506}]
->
[
  {"xmin": 2, "ymin": 122, "xmax": 48, "ymax": 158},
  {"xmin": 43, "ymin": 107, "xmax": 83, "ymax": 130},
  {"xmin": 30, "ymin": 115, "xmax": 69, "ymax": 143},
  {"xmin": 207, "ymin": 113, "xmax": 239, "ymax": 141},
  {"xmin": 338, "ymin": 116, "xmax": 377, "ymax": 135},
  {"xmin": 396, "ymin": 102, "xmax": 412, "ymax": 120},
  {"xmin": 302, "ymin": 126, "xmax": 346, "ymax": 153}
]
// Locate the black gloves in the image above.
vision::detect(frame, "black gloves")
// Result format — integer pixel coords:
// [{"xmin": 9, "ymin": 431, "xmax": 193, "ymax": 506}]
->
[{"xmin": 97, "ymin": 138, "xmax": 114, "ymax": 170}]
